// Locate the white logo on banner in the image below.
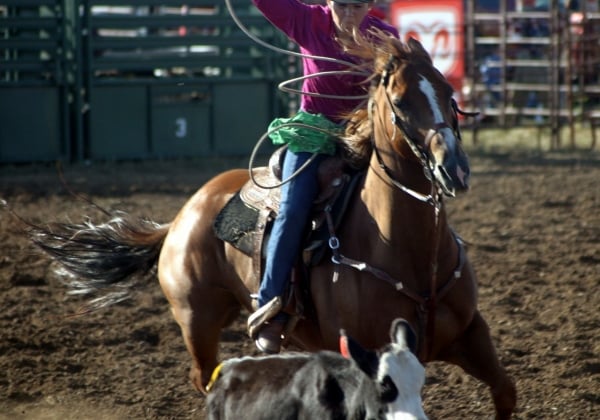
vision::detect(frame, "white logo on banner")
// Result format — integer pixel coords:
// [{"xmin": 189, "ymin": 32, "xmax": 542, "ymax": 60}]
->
[{"xmin": 396, "ymin": 10, "xmax": 459, "ymax": 74}]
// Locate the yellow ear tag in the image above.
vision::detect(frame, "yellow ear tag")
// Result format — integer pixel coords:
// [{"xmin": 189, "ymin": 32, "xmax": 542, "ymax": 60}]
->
[
  {"xmin": 339, "ymin": 331, "xmax": 350, "ymax": 359},
  {"xmin": 206, "ymin": 362, "xmax": 224, "ymax": 392}
]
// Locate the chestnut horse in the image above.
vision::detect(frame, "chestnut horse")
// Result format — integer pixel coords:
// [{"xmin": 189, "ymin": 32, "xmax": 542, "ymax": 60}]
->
[{"xmin": 24, "ymin": 37, "xmax": 516, "ymax": 418}]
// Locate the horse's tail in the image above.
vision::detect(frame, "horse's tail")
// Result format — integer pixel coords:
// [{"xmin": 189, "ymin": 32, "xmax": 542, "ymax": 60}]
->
[{"xmin": 20, "ymin": 208, "xmax": 170, "ymax": 312}]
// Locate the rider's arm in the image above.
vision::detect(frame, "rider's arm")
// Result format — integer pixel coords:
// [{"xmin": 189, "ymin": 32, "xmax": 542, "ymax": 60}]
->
[{"xmin": 251, "ymin": 0, "xmax": 331, "ymax": 44}]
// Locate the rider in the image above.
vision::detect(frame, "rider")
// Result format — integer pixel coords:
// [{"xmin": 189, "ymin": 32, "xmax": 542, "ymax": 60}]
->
[{"xmin": 249, "ymin": 0, "xmax": 399, "ymax": 354}]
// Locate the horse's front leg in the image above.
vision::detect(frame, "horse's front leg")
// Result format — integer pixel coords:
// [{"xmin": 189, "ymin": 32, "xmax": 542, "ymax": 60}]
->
[
  {"xmin": 438, "ymin": 310, "xmax": 517, "ymax": 419},
  {"xmin": 159, "ymin": 229, "xmax": 243, "ymax": 394},
  {"xmin": 167, "ymin": 284, "xmax": 241, "ymax": 394}
]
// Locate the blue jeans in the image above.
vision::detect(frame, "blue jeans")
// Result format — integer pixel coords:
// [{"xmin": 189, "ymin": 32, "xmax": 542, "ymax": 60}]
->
[{"xmin": 257, "ymin": 150, "xmax": 326, "ymax": 308}]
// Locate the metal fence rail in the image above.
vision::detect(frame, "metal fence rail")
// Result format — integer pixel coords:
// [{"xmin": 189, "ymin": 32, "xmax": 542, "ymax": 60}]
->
[
  {"xmin": 465, "ymin": 2, "xmax": 600, "ymax": 149},
  {"xmin": 75, "ymin": 0, "xmax": 291, "ymax": 160},
  {"xmin": 83, "ymin": 0, "xmax": 286, "ymax": 81},
  {"xmin": 0, "ymin": 0, "xmax": 67, "ymax": 84}
]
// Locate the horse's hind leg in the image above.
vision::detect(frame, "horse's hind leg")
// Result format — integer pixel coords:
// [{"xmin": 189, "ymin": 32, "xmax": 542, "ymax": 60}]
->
[{"xmin": 440, "ymin": 311, "xmax": 517, "ymax": 419}]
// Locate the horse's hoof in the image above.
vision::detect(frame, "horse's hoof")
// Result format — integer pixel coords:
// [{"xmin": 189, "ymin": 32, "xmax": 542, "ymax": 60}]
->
[{"xmin": 255, "ymin": 320, "xmax": 285, "ymax": 354}]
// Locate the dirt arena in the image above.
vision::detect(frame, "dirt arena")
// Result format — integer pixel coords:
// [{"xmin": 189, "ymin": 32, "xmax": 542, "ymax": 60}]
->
[{"xmin": 1, "ymin": 152, "xmax": 598, "ymax": 419}]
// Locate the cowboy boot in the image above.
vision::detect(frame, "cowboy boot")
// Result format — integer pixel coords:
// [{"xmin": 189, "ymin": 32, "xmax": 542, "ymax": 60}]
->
[
  {"xmin": 247, "ymin": 296, "xmax": 286, "ymax": 353},
  {"xmin": 247, "ymin": 296, "xmax": 282, "ymax": 338},
  {"xmin": 255, "ymin": 318, "xmax": 286, "ymax": 354}
]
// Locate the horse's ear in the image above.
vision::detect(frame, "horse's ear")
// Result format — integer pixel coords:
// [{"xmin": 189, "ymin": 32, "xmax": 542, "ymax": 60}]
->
[
  {"xmin": 390, "ymin": 318, "xmax": 418, "ymax": 355},
  {"xmin": 339, "ymin": 329, "xmax": 379, "ymax": 377},
  {"xmin": 407, "ymin": 37, "xmax": 432, "ymax": 63}
]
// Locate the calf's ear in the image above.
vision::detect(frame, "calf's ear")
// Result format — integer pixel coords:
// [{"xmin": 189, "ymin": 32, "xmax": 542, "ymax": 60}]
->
[
  {"xmin": 339, "ymin": 329, "xmax": 379, "ymax": 377},
  {"xmin": 390, "ymin": 318, "xmax": 417, "ymax": 354}
]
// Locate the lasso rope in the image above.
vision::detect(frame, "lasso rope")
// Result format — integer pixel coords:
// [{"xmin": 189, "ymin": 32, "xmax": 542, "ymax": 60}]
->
[
  {"xmin": 224, "ymin": 0, "xmax": 370, "ymax": 185},
  {"xmin": 247, "ymin": 122, "xmax": 338, "ymax": 189},
  {"xmin": 224, "ymin": 0, "xmax": 367, "ymax": 74}
]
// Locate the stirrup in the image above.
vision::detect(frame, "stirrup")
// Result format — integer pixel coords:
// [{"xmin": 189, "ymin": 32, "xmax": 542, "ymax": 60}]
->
[
  {"xmin": 247, "ymin": 296, "xmax": 282, "ymax": 339},
  {"xmin": 250, "ymin": 293, "xmax": 259, "ymax": 312}
]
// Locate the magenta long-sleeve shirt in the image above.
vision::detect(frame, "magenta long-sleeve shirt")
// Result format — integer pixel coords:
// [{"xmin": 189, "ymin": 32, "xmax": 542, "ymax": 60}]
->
[{"xmin": 253, "ymin": 0, "xmax": 398, "ymax": 123}]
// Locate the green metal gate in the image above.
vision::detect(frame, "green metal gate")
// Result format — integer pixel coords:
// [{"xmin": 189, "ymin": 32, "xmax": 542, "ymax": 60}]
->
[
  {"xmin": 0, "ymin": 0, "xmax": 71, "ymax": 162},
  {"xmin": 0, "ymin": 0, "xmax": 292, "ymax": 162}
]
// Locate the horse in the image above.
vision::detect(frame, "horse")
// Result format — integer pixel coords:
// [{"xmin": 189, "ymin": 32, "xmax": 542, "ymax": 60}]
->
[{"xmin": 22, "ymin": 36, "xmax": 516, "ymax": 419}]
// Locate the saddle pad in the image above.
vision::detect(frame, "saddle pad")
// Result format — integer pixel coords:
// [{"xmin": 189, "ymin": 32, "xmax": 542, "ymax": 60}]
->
[{"xmin": 213, "ymin": 192, "xmax": 259, "ymax": 255}]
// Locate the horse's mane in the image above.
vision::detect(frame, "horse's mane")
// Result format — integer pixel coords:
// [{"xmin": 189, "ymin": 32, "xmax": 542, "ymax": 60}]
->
[{"xmin": 338, "ymin": 30, "xmax": 434, "ymax": 167}]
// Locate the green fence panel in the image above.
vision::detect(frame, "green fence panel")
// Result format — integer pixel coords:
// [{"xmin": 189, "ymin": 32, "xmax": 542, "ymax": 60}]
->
[
  {"xmin": 0, "ymin": 0, "xmax": 292, "ymax": 162},
  {"xmin": 81, "ymin": 0, "xmax": 291, "ymax": 160},
  {"xmin": 83, "ymin": 0, "xmax": 285, "ymax": 81},
  {"xmin": 150, "ymin": 84, "xmax": 211, "ymax": 157},
  {"xmin": 0, "ymin": 86, "xmax": 63, "ymax": 161},
  {"xmin": 0, "ymin": 0, "xmax": 70, "ymax": 162},
  {"xmin": 212, "ymin": 80, "xmax": 274, "ymax": 155},
  {"xmin": 88, "ymin": 85, "xmax": 148, "ymax": 159}
]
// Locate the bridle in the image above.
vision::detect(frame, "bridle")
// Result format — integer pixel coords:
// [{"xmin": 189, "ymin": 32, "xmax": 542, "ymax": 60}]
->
[
  {"xmin": 368, "ymin": 94, "xmax": 440, "ymax": 204},
  {"xmin": 371, "ymin": 54, "xmax": 475, "ymax": 202},
  {"xmin": 326, "ymin": 54, "xmax": 473, "ymax": 360}
]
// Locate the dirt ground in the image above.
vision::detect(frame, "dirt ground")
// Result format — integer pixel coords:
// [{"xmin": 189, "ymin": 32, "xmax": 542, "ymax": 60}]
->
[{"xmin": 0, "ymin": 152, "xmax": 598, "ymax": 419}]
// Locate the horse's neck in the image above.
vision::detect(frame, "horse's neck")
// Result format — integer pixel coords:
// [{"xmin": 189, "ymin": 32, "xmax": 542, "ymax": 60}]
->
[
  {"xmin": 362, "ymin": 153, "xmax": 434, "ymax": 243},
  {"xmin": 358, "ymin": 151, "xmax": 456, "ymax": 280}
]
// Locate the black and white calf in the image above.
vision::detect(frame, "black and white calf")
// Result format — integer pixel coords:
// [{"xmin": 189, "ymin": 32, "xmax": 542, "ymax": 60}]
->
[{"xmin": 206, "ymin": 318, "xmax": 428, "ymax": 420}]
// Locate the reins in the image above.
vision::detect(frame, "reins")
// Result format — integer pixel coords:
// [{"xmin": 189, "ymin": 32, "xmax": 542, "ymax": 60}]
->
[
  {"xmin": 324, "ymin": 56, "xmax": 469, "ymax": 360},
  {"xmin": 368, "ymin": 96, "xmax": 438, "ymax": 204},
  {"xmin": 232, "ymin": 0, "xmax": 472, "ymax": 358},
  {"xmin": 376, "ymin": 64, "xmax": 445, "ymax": 359}
]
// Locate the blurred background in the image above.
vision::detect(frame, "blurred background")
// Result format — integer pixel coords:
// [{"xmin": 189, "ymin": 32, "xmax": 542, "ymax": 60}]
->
[{"xmin": 0, "ymin": 0, "xmax": 598, "ymax": 163}]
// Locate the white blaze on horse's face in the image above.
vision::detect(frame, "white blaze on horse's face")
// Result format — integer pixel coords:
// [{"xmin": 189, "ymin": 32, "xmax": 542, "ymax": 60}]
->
[
  {"xmin": 417, "ymin": 75, "xmax": 456, "ymax": 153},
  {"xmin": 417, "ymin": 75, "xmax": 466, "ymax": 196}
]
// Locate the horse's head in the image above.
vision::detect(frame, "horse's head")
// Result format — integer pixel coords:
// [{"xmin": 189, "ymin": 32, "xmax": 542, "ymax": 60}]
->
[
  {"xmin": 377, "ymin": 37, "xmax": 470, "ymax": 196},
  {"xmin": 345, "ymin": 34, "xmax": 471, "ymax": 197}
]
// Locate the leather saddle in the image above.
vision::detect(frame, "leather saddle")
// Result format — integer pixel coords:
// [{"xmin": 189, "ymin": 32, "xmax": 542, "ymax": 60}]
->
[{"xmin": 213, "ymin": 147, "xmax": 362, "ymax": 315}]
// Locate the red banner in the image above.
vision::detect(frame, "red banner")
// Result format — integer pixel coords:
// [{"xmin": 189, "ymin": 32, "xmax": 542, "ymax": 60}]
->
[{"xmin": 390, "ymin": 0, "xmax": 464, "ymax": 100}]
